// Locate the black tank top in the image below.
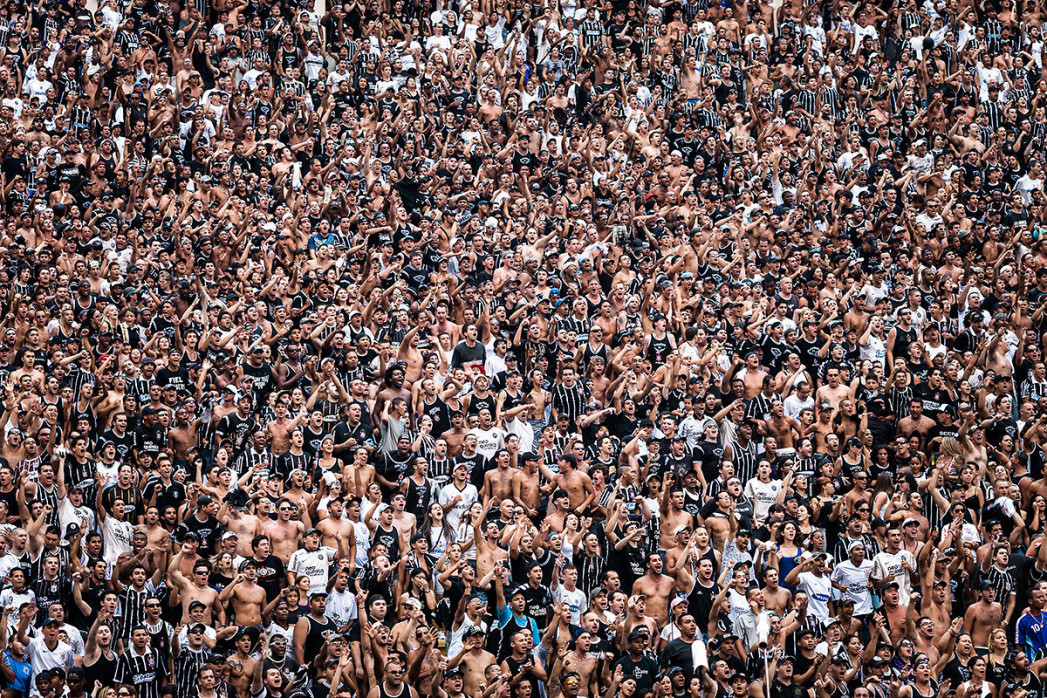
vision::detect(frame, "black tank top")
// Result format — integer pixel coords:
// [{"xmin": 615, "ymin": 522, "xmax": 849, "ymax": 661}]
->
[
  {"xmin": 893, "ymin": 326, "xmax": 917, "ymax": 360},
  {"xmin": 378, "ymin": 681, "xmax": 408, "ymax": 698},
  {"xmin": 647, "ymin": 333, "xmax": 672, "ymax": 364},
  {"xmin": 500, "ymin": 389, "xmax": 522, "ymax": 412},
  {"xmin": 581, "ymin": 342, "xmax": 608, "ymax": 371},
  {"xmin": 422, "ymin": 397, "xmax": 452, "ymax": 436},
  {"xmin": 85, "ymin": 650, "xmax": 118, "ymax": 693},
  {"xmin": 283, "ymin": 362, "xmax": 305, "ymax": 390},
  {"xmin": 303, "ymin": 614, "xmax": 335, "ymax": 661},
  {"xmin": 467, "ymin": 392, "xmax": 496, "ymax": 418},
  {"xmin": 504, "ymin": 655, "xmax": 541, "ymax": 697}
]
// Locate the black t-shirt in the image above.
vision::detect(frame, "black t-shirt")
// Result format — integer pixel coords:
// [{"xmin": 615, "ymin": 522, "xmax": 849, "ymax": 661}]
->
[
  {"xmin": 253, "ymin": 554, "xmax": 286, "ymax": 601},
  {"xmin": 772, "ymin": 679, "xmax": 808, "ymax": 698},
  {"xmin": 521, "ymin": 584, "xmax": 553, "ymax": 630},
  {"xmin": 242, "ymin": 361, "xmax": 275, "ymax": 400},
  {"xmin": 142, "ymin": 477, "xmax": 187, "ymax": 513},
  {"xmin": 941, "ymin": 655, "xmax": 971, "ymax": 688},
  {"xmin": 156, "ymin": 365, "xmax": 191, "ymax": 392},
  {"xmin": 217, "ymin": 412, "xmax": 257, "ymax": 451},
  {"xmin": 660, "ymin": 638, "xmax": 696, "ymax": 680},
  {"xmin": 614, "ymin": 653, "xmax": 659, "ymax": 695},
  {"xmin": 178, "ymin": 514, "xmax": 221, "ymax": 555}
]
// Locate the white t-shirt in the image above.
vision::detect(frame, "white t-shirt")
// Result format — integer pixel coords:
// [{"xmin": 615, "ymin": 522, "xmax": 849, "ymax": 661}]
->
[
  {"xmin": 0, "ymin": 587, "xmax": 35, "ymax": 632},
  {"xmin": 438, "ymin": 482, "xmax": 478, "ymax": 530},
  {"xmin": 552, "ymin": 586, "xmax": 587, "ymax": 625},
  {"xmin": 796, "ymin": 572, "xmax": 833, "ymax": 623},
  {"xmin": 468, "ymin": 426, "xmax": 505, "ymax": 459},
  {"xmin": 27, "ymin": 637, "xmax": 74, "ymax": 695},
  {"xmin": 287, "ymin": 546, "xmax": 337, "ymax": 594},
  {"xmin": 871, "ymin": 549, "xmax": 918, "ymax": 606},
  {"xmin": 784, "ymin": 392, "xmax": 814, "ymax": 420},
  {"xmin": 830, "ymin": 559, "xmax": 875, "ymax": 615},
  {"xmin": 743, "ymin": 478, "xmax": 782, "ymax": 524},
  {"xmin": 353, "ymin": 521, "xmax": 371, "ymax": 568},
  {"xmin": 102, "ymin": 515, "xmax": 134, "ymax": 566},
  {"xmin": 447, "ymin": 615, "xmax": 488, "ymax": 658},
  {"xmin": 326, "ymin": 588, "xmax": 358, "ymax": 630},
  {"xmin": 267, "ymin": 622, "xmax": 294, "ymax": 644}
]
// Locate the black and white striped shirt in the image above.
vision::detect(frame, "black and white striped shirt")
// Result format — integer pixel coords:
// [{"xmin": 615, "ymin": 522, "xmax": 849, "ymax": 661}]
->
[
  {"xmin": 114, "ymin": 646, "xmax": 167, "ymax": 698},
  {"xmin": 983, "ymin": 100, "xmax": 1005, "ymax": 130},
  {"xmin": 796, "ymin": 88, "xmax": 819, "ymax": 115},
  {"xmin": 28, "ymin": 548, "xmax": 69, "ymax": 584},
  {"xmin": 888, "ymin": 386, "xmax": 914, "ymax": 422},
  {"xmin": 579, "ymin": 20, "xmax": 604, "ymax": 48},
  {"xmin": 119, "ymin": 586, "xmax": 149, "ymax": 643},
  {"xmin": 552, "ymin": 382, "xmax": 588, "ymax": 421},
  {"xmin": 173, "ymin": 645, "xmax": 209, "ymax": 698},
  {"xmin": 235, "ymin": 447, "xmax": 272, "ymax": 477},
  {"xmin": 981, "ymin": 564, "xmax": 1016, "ymax": 605},
  {"xmin": 731, "ymin": 439, "xmax": 758, "ymax": 485}
]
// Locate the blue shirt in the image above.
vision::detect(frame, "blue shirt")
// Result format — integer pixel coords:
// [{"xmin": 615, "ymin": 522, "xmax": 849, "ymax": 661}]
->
[
  {"xmin": 497, "ymin": 601, "xmax": 540, "ymax": 640},
  {"xmin": 1016, "ymin": 609, "xmax": 1047, "ymax": 660},
  {"xmin": 2, "ymin": 650, "xmax": 31, "ymax": 694}
]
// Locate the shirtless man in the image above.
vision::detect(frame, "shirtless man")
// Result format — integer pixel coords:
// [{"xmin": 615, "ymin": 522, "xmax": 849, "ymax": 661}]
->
[
  {"xmin": 701, "ymin": 491, "xmax": 737, "ymax": 553},
  {"xmin": 472, "ymin": 515, "xmax": 510, "ymax": 580},
  {"xmin": 618, "ymin": 595, "xmax": 659, "ymax": 647},
  {"xmin": 262, "ymin": 498, "xmax": 305, "ymax": 563},
  {"xmin": 374, "ymin": 367, "xmax": 413, "ymax": 425},
  {"xmin": 136, "ymin": 505, "xmax": 172, "ymax": 551},
  {"xmin": 666, "ymin": 527, "xmax": 696, "ymax": 578},
  {"xmin": 878, "ymin": 581, "xmax": 907, "ymax": 643},
  {"xmin": 563, "ymin": 624, "xmax": 599, "ymax": 696},
  {"xmin": 390, "ymin": 492, "xmax": 418, "ymax": 544},
  {"xmin": 482, "ymin": 450, "xmax": 517, "ymax": 509},
  {"xmin": 554, "ymin": 454, "xmax": 596, "ymax": 514},
  {"xmin": 168, "ymin": 557, "xmax": 225, "ymax": 626},
  {"xmin": 397, "ymin": 326, "xmax": 426, "ymax": 384},
  {"xmin": 407, "ymin": 621, "xmax": 444, "ymax": 696},
  {"xmin": 168, "ymin": 408, "xmax": 201, "ymax": 462},
  {"xmin": 763, "ymin": 402, "xmax": 800, "ymax": 450},
  {"xmin": 219, "ymin": 498, "xmax": 263, "ymax": 558},
  {"xmin": 905, "ymin": 593, "xmax": 942, "ymax": 666},
  {"xmin": 816, "ymin": 367, "xmax": 854, "ymax": 412},
  {"xmin": 761, "ymin": 566, "xmax": 792, "ymax": 617},
  {"xmin": 896, "ymin": 400, "xmax": 936, "ymax": 438},
  {"xmin": 281, "ymin": 470, "xmax": 312, "ymax": 516},
  {"xmin": 226, "ymin": 631, "xmax": 259, "ymax": 698},
  {"xmin": 318, "ymin": 498, "xmax": 357, "ymax": 572},
  {"xmin": 511, "ymin": 453, "xmax": 547, "ymax": 519},
  {"xmin": 448, "ymin": 628, "xmax": 495, "ymax": 697},
  {"xmin": 266, "ymin": 402, "xmax": 307, "ymax": 456},
  {"xmin": 344, "ymin": 447, "xmax": 376, "ymax": 498},
  {"xmin": 921, "ymin": 551, "xmax": 954, "ymax": 637},
  {"xmin": 631, "ymin": 553, "xmax": 678, "ymax": 626},
  {"xmin": 963, "ymin": 580, "xmax": 1002, "ymax": 651},
  {"xmin": 430, "ymin": 304, "xmax": 462, "ymax": 347},
  {"xmin": 440, "ymin": 411, "xmax": 469, "ymax": 458},
  {"xmin": 659, "ymin": 478, "xmax": 694, "ymax": 550},
  {"xmin": 724, "ymin": 352, "xmax": 769, "ymax": 399},
  {"xmin": 219, "ymin": 558, "xmax": 267, "ymax": 626}
]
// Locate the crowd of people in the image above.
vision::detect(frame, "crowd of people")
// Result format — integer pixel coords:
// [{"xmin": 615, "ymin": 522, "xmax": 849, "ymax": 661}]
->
[{"xmin": 4, "ymin": 0, "xmax": 1047, "ymax": 696}]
